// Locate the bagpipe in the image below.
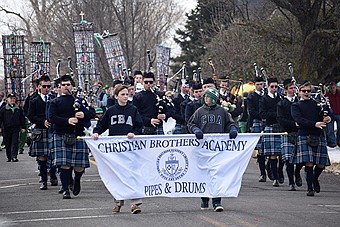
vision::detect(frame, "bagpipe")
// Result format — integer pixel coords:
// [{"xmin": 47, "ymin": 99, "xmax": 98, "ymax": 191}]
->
[
  {"xmin": 255, "ymin": 62, "xmax": 333, "ymax": 117},
  {"xmin": 55, "ymin": 57, "xmax": 94, "ymax": 128},
  {"xmin": 146, "ymin": 50, "xmax": 168, "ymax": 115}
]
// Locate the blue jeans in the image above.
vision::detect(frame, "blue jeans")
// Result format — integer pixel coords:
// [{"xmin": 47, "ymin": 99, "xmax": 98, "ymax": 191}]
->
[{"xmin": 326, "ymin": 114, "xmax": 340, "ymax": 144}]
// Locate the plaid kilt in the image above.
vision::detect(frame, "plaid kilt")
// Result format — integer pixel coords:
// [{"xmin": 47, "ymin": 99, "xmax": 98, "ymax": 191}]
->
[
  {"xmin": 156, "ymin": 125, "xmax": 164, "ymax": 135},
  {"xmin": 52, "ymin": 134, "xmax": 90, "ymax": 168},
  {"xmin": 281, "ymin": 134, "xmax": 296, "ymax": 163},
  {"xmin": 47, "ymin": 133, "xmax": 55, "ymax": 168},
  {"xmin": 293, "ymin": 135, "xmax": 330, "ymax": 165},
  {"xmin": 174, "ymin": 123, "xmax": 187, "ymax": 134},
  {"xmin": 28, "ymin": 129, "xmax": 49, "ymax": 157},
  {"xmin": 251, "ymin": 120, "xmax": 263, "ymax": 155},
  {"xmin": 263, "ymin": 126, "xmax": 282, "ymax": 156}
]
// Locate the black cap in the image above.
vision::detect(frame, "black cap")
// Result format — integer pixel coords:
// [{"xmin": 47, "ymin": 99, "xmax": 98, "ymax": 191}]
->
[
  {"xmin": 283, "ymin": 78, "xmax": 293, "ymax": 89},
  {"xmin": 203, "ymin": 77, "xmax": 215, "ymax": 85},
  {"xmin": 7, "ymin": 93, "xmax": 16, "ymax": 98},
  {"xmin": 112, "ymin": 80, "xmax": 123, "ymax": 88},
  {"xmin": 192, "ymin": 83, "xmax": 202, "ymax": 90}
]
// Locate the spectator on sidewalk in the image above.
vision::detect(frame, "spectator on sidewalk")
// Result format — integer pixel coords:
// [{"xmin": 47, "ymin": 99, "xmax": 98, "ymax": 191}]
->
[
  {"xmin": 325, "ymin": 82, "xmax": 340, "ymax": 147},
  {"xmin": 0, "ymin": 91, "xmax": 6, "ymax": 151},
  {"xmin": 0, "ymin": 93, "xmax": 26, "ymax": 162}
]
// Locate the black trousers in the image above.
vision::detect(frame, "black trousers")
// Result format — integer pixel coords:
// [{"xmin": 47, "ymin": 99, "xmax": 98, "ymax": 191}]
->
[{"xmin": 4, "ymin": 128, "xmax": 20, "ymax": 160}]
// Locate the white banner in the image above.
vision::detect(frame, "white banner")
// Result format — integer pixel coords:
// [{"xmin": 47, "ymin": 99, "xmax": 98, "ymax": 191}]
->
[{"xmin": 84, "ymin": 133, "xmax": 261, "ymax": 200}]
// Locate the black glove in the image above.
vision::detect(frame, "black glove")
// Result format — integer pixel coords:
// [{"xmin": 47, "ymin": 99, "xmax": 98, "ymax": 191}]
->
[
  {"xmin": 229, "ymin": 126, "xmax": 238, "ymax": 139},
  {"xmin": 193, "ymin": 128, "xmax": 204, "ymax": 139}
]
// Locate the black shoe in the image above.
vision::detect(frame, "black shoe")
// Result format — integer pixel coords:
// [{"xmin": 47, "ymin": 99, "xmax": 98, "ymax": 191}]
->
[
  {"xmin": 50, "ymin": 177, "xmax": 58, "ymax": 186},
  {"xmin": 73, "ymin": 180, "xmax": 81, "ymax": 196},
  {"xmin": 278, "ymin": 177, "xmax": 284, "ymax": 184},
  {"xmin": 63, "ymin": 191, "xmax": 71, "ymax": 199},
  {"xmin": 313, "ymin": 179, "xmax": 320, "ymax": 193},
  {"xmin": 58, "ymin": 186, "xmax": 64, "ymax": 194},
  {"xmin": 258, "ymin": 175, "xmax": 266, "ymax": 182},
  {"xmin": 295, "ymin": 174, "xmax": 302, "ymax": 187},
  {"xmin": 327, "ymin": 143, "xmax": 337, "ymax": 148},
  {"xmin": 40, "ymin": 182, "xmax": 47, "ymax": 190},
  {"xmin": 6, "ymin": 159, "xmax": 11, "ymax": 162},
  {"xmin": 307, "ymin": 190, "xmax": 315, "ymax": 196},
  {"xmin": 288, "ymin": 184, "xmax": 296, "ymax": 191},
  {"xmin": 273, "ymin": 180, "xmax": 279, "ymax": 187},
  {"xmin": 266, "ymin": 163, "xmax": 274, "ymax": 181},
  {"xmin": 12, "ymin": 158, "xmax": 19, "ymax": 162}
]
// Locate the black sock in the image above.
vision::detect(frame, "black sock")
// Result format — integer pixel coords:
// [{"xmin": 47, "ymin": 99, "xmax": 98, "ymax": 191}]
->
[
  {"xmin": 60, "ymin": 168, "xmax": 71, "ymax": 192},
  {"xmin": 286, "ymin": 163, "xmax": 295, "ymax": 185},
  {"xmin": 278, "ymin": 157, "xmax": 284, "ymax": 178},
  {"xmin": 270, "ymin": 159, "xmax": 278, "ymax": 180},
  {"xmin": 37, "ymin": 160, "xmax": 48, "ymax": 183},
  {"xmin": 258, "ymin": 155, "xmax": 266, "ymax": 175},
  {"xmin": 74, "ymin": 170, "xmax": 84, "ymax": 183},
  {"xmin": 305, "ymin": 166, "xmax": 314, "ymax": 191},
  {"xmin": 49, "ymin": 166, "xmax": 57, "ymax": 179},
  {"xmin": 68, "ymin": 167, "xmax": 74, "ymax": 186},
  {"xmin": 314, "ymin": 166, "xmax": 324, "ymax": 181},
  {"xmin": 295, "ymin": 163, "xmax": 303, "ymax": 176}
]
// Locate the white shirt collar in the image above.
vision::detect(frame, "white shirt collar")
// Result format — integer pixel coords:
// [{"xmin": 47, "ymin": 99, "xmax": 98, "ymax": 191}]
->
[{"xmin": 267, "ymin": 92, "xmax": 276, "ymax": 98}]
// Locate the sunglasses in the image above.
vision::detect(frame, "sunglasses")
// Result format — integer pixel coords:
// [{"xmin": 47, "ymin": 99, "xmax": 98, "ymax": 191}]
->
[
  {"xmin": 270, "ymin": 85, "xmax": 278, "ymax": 88},
  {"xmin": 144, "ymin": 81, "xmax": 154, "ymax": 84},
  {"xmin": 300, "ymin": 89, "xmax": 311, "ymax": 93},
  {"xmin": 42, "ymin": 85, "xmax": 51, "ymax": 88},
  {"xmin": 61, "ymin": 83, "xmax": 71, "ymax": 87}
]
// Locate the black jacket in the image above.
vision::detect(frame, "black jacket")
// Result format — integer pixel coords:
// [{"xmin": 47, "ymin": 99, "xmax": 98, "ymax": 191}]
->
[
  {"xmin": 28, "ymin": 94, "xmax": 55, "ymax": 129},
  {"xmin": 277, "ymin": 97, "xmax": 299, "ymax": 133},
  {"xmin": 291, "ymin": 99, "xmax": 323, "ymax": 136},
  {"xmin": 259, "ymin": 94, "xmax": 282, "ymax": 126},
  {"xmin": 0, "ymin": 104, "xmax": 25, "ymax": 129},
  {"xmin": 49, "ymin": 95, "xmax": 95, "ymax": 136},
  {"xmin": 132, "ymin": 90, "xmax": 170, "ymax": 127},
  {"xmin": 247, "ymin": 91, "xmax": 262, "ymax": 123}
]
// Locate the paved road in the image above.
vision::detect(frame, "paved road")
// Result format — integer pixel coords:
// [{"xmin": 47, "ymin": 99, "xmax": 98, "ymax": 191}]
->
[{"xmin": 0, "ymin": 146, "xmax": 340, "ymax": 227}]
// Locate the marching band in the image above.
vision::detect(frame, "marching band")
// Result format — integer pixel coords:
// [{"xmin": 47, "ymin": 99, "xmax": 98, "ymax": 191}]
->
[{"xmin": 0, "ymin": 38, "xmax": 338, "ymax": 213}]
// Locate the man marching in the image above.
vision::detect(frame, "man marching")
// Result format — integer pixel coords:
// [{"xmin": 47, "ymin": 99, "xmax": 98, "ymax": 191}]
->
[
  {"xmin": 49, "ymin": 74, "xmax": 95, "ymax": 199},
  {"xmin": 277, "ymin": 79, "xmax": 303, "ymax": 191},
  {"xmin": 291, "ymin": 81, "xmax": 331, "ymax": 196},
  {"xmin": 28, "ymin": 76, "xmax": 58, "ymax": 189}
]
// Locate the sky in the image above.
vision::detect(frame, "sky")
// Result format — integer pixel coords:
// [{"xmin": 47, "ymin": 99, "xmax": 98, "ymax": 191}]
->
[{"xmin": 0, "ymin": 0, "xmax": 197, "ymax": 78}]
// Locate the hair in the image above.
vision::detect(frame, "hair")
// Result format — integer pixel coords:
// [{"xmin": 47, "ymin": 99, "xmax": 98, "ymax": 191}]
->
[
  {"xmin": 134, "ymin": 70, "xmax": 143, "ymax": 76},
  {"xmin": 299, "ymin": 81, "xmax": 311, "ymax": 90},
  {"xmin": 38, "ymin": 75, "xmax": 50, "ymax": 84},
  {"xmin": 114, "ymin": 84, "xmax": 129, "ymax": 96},
  {"xmin": 143, "ymin": 72, "xmax": 155, "ymax": 80},
  {"xmin": 165, "ymin": 91, "xmax": 173, "ymax": 98},
  {"xmin": 60, "ymin": 74, "xmax": 75, "ymax": 86}
]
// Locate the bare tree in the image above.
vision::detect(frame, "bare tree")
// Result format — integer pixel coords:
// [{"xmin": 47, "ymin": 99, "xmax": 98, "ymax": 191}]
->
[{"xmin": 0, "ymin": 0, "xmax": 183, "ymax": 84}]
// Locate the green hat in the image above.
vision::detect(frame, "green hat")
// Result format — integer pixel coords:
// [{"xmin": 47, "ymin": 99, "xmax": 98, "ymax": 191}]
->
[
  {"xmin": 95, "ymin": 107, "xmax": 103, "ymax": 114},
  {"xmin": 203, "ymin": 87, "xmax": 219, "ymax": 106}
]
